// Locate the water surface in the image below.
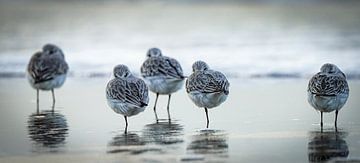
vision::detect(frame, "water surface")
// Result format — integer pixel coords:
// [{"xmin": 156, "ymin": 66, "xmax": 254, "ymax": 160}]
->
[{"xmin": 0, "ymin": 78, "xmax": 359, "ymax": 162}]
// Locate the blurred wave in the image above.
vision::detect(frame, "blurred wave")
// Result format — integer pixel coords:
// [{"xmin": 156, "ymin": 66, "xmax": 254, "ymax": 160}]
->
[{"xmin": 1, "ymin": 1, "xmax": 360, "ymax": 79}]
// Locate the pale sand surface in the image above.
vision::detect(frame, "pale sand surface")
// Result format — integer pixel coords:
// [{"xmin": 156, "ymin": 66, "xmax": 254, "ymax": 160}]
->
[{"xmin": 0, "ymin": 78, "xmax": 360, "ymax": 162}]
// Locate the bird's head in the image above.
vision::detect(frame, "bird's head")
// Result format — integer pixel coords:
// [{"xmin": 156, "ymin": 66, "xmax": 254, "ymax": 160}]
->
[
  {"xmin": 146, "ymin": 48, "xmax": 162, "ymax": 57},
  {"xmin": 192, "ymin": 60, "xmax": 209, "ymax": 72},
  {"xmin": 320, "ymin": 63, "xmax": 346, "ymax": 78},
  {"xmin": 42, "ymin": 44, "xmax": 64, "ymax": 58},
  {"xmin": 113, "ymin": 64, "xmax": 132, "ymax": 78}
]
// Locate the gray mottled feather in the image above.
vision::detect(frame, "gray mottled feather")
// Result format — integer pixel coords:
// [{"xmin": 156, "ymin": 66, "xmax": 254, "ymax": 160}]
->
[
  {"xmin": 106, "ymin": 77, "xmax": 149, "ymax": 107},
  {"xmin": 27, "ymin": 51, "xmax": 69, "ymax": 84},
  {"xmin": 186, "ymin": 70, "xmax": 229, "ymax": 94},
  {"xmin": 141, "ymin": 56, "xmax": 184, "ymax": 79},
  {"xmin": 308, "ymin": 72, "xmax": 349, "ymax": 96}
]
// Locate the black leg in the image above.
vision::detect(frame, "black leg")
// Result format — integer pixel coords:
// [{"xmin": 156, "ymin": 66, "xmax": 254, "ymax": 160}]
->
[
  {"xmin": 335, "ymin": 110, "xmax": 339, "ymax": 131},
  {"xmin": 205, "ymin": 108, "xmax": 209, "ymax": 128},
  {"xmin": 36, "ymin": 89, "xmax": 39, "ymax": 114},
  {"xmin": 167, "ymin": 94, "xmax": 172, "ymax": 121},
  {"xmin": 153, "ymin": 93, "xmax": 159, "ymax": 122},
  {"xmin": 124, "ymin": 116, "xmax": 128, "ymax": 134},
  {"xmin": 320, "ymin": 111, "xmax": 323, "ymax": 129},
  {"xmin": 51, "ymin": 89, "xmax": 55, "ymax": 111}
]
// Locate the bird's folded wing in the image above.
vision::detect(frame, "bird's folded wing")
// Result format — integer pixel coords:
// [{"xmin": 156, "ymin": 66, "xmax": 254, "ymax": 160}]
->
[
  {"xmin": 186, "ymin": 70, "xmax": 229, "ymax": 94},
  {"xmin": 141, "ymin": 57, "xmax": 184, "ymax": 79},
  {"xmin": 308, "ymin": 73, "xmax": 349, "ymax": 96},
  {"xmin": 107, "ymin": 78, "xmax": 148, "ymax": 107},
  {"xmin": 28, "ymin": 53, "xmax": 68, "ymax": 83},
  {"xmin": 163, "ymin": 57, "xmax": 184, "ymax": 79}
]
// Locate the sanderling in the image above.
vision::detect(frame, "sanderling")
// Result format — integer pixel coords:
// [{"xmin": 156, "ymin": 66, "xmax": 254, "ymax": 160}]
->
[
  {"xmin": 27, "ymin": 44, "xmax": 69, "ymax": 112},
  {"xmin": 140, "ymin": 48, "xmax": 185, "ymax": 121},
  {"xmin": 106, "ymin": 64, "xmax": 149, "ymax": 134},
  {"xmin": 307, "ymin": 63, "xmax": 349, "ymax": 130},
  {"xmin": 186, "ymin": 61, "xmax": 229, "ymax": 128}
]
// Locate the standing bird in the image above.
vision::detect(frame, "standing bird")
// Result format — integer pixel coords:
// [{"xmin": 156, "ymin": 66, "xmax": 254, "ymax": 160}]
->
[
  {"xmin": 140, "ymin": 48, "xmax": 185, "ymax": 122},
  {"xmin": 27, "ymin": 44, "xmax": 69, "ymax": 112},
  {"xmin": 307, "ymin": 63, "xmax": 349, "ymax": 130},
  {"xmin": 106, "ymin": 65, "xmax": 149, "ymax": 134},
  {"xmin": 186, "ymin": 61, "xmax": 229, "ymax": 128}
]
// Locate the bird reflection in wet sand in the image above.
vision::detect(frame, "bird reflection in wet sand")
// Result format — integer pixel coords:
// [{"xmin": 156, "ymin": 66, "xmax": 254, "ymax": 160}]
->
[
  {"xmin": 107, "ymin": 132, "xmax": 160, "ymax": 155},
  {"xmin": 107, "ymin": 132, "xmax": 144, "ymax": 154},
  {"xmin": 142, "ymin": 119, "xmax": 184, "ymax": 145},
  {"xmin": 308, "ymin": 130, "xmax": 349, "ymax": 163},
  {"xmin": 186, "ymin": 130, "xmax": 228, "ymax": 160},
  {"xmin": 27, "ymin": 110, "xmax": 68, "ymax": 153}
]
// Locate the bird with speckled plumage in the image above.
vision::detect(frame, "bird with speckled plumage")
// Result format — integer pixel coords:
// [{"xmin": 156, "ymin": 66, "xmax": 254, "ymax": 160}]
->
[
  {"xmin": 186, "ymin": 61, "xmax": 229, "ymax": 128},
  {"xmin": 140, "ymin": 48, "xmax": 185, "ymax": 122},
  {"xmin": 307, "ymin": 63, "xmax": 349, "ymax": 130},
  {"xmin": 27, "ymin": 44, "xmax": 69, "ymax": 112},
  {"xmin": 106, "ymin": 64, "xmax": 149, "ymax": 134}
]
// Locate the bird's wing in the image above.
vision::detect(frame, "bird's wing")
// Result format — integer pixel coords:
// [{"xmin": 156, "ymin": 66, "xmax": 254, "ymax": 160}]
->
[
  {"xmin": 213, "ymin": 70, "xmax": 230, "ymax": 94},
  {"xmin": 163, "ymin": 56, "xmax": 184, "ymax": 79},
  {"xmin": 106, "ymin": 78, "xmax": 149, "ymax": 107},
  {"xmin": 133, "ymin": 78, "xmax": 149, "ymax": 106},
  {"xmin": 308, "ymin": 72, "xmax": 349, "ymax": 96},
  {"xmin": 141, "ymin": 56, "xmax": 184, "ymax": 79},
  {"xmin": 186, "ymin": 70, "xmax": 229, "ymax": 94},
  {"xmin": 27, "ymin": 52, "xmax": 69, "ymax": 83}
]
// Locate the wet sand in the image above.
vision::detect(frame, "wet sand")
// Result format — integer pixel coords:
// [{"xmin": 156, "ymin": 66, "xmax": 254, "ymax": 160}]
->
[{"xmin": 0, "ymin": 78, "xmax": 360, "ymax": 162}]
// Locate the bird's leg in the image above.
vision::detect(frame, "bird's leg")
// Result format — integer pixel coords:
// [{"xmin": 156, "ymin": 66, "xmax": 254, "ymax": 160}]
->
[
  {"xmin": 335, "ymin": 110, "xmax": 339, "ymax": 131},
  {"xmin": 124, "ymin": 116, "xmax": 128, "ymax": 134},
  {"xmin": 320, "ymin": 111, "xmax": 323, "ymax": 129},
  {"xmin": 153, "ymin": 93, "xmax": 159, "ymax": 122},
  {"xmin": 167, "ymin": 94, "xmax": 172, "ymax": 121},
  {"xmin": 205, "ymin": 108, "xmax": 209, "ymax": 128},
  {"xmin": 36, "ymin": 89, "xmax": 39, "ymax": 114},
  {"xmin": 51, "ymin": 89, "xmax": 55, "ymax": 111}
]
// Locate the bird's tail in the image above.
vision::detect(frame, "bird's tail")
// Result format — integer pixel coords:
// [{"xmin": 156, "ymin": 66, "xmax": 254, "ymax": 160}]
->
[{"xmin": 140, "ymin": 102, "xmax": 148, "ymax": 107}]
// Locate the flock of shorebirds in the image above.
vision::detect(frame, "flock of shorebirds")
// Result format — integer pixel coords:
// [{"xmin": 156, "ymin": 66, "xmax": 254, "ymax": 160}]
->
[{"xmin": 27, "ymin": 44, "xmax": 349, "ymax": 133}]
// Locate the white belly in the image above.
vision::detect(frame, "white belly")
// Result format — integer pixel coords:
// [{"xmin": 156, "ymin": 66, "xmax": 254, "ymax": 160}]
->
[
  {"xmin": 143, "ymin": 76, "xmax": 184, "ymax": 95},
  {"xmin": 106, "ymin": 99, "xmax": 145, "ymax": 117},
  {"xmin": 27, "ymin": 74, "xmax": 67, "ymax": 90},
  {"xmin": 188, "ymin": 91, "xmax": 228, "ymax": 109},
  {"xmin": 307, "ymin": 92, "xmax": 348, "ymax": 112}
]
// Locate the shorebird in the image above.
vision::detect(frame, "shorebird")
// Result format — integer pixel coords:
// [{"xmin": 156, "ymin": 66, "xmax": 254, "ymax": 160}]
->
[
  {"xmin": 27, "ymin": 44, "xmax": 69, "ymax": 112},
  {"xmin": 307, "ymin": 63, "xmax": 349, "ymax": 130},
  {"xmin": 106, "ymin": 64, "xmax": 149, "ymax": 134},
  {"xmin": 140, "ymin": 48, "xmax": 185, "ymax": 122},
  {"xmin": 186, "ymin": 61, "xmax": 229, "ymax": 128}
]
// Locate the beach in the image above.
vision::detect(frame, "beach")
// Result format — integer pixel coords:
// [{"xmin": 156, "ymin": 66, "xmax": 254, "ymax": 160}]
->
[
  {"xmin": 0, "ymin": 78, "xmax": 359, "ymax": 162},
  {"xmin": 1, "ymin": 0, "xmax": 360, "ymax": 162}
]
